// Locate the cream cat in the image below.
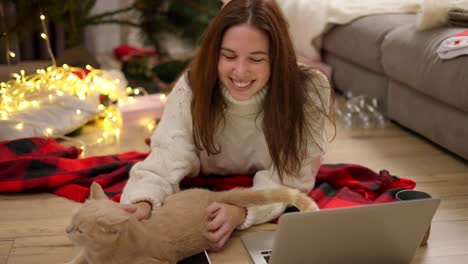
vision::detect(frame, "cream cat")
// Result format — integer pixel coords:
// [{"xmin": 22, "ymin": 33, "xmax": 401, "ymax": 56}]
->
[{"xmin": 66, "ymin": 182, "xmax": 319, "ymax": 264}]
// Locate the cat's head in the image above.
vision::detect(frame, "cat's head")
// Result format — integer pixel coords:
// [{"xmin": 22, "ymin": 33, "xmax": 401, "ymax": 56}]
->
[{"xmin": 66, "ymin": 182, "xmax": 131, "ymax": 251}]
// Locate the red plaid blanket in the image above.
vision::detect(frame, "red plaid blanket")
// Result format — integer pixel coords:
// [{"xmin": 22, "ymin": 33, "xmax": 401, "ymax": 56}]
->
[{"xmin": 0, "ymin": 137, "xmax": 416, "ymax": 209}]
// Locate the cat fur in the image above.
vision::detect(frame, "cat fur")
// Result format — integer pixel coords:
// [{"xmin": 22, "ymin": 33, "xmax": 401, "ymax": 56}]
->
[{"xmin": 66, "ymin": 182, "xmax": 319, "ymax": 264}]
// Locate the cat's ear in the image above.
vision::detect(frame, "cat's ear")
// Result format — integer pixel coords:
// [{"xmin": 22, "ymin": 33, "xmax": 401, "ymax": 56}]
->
[{"xmin": 90, "ymin": 182, "xmax": 108, "ymax": 200}]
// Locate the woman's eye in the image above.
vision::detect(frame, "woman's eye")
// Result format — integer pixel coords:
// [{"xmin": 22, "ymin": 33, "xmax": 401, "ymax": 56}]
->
[
  {"xmin": 250, "ymin": 58, "xmax": 264, "ymax": 63},
  {"xmin": 222, "ymin": 54, "xmax": 236, "ymax": 60}
]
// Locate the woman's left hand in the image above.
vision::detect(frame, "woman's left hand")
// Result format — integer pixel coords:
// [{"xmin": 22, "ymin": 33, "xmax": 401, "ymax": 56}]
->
[{"xmin": 205, "ymin": 202, "xmax": 246, "ymax": 251}]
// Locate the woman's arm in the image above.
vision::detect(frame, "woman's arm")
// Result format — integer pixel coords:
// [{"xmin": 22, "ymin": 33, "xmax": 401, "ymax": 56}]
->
[
  {"xmin": 237, "ymin": 155, "xmax": 322, "ymax": 229},
  {"xmin": 120, "ymin": 74, "xmax": 201, "ymax": 210}
]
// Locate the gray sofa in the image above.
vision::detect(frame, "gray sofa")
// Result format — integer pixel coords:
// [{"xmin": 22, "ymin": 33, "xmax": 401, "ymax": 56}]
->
[{"xmin": 322, "ymin": 14, "xmax": 468, "ymax": 160}]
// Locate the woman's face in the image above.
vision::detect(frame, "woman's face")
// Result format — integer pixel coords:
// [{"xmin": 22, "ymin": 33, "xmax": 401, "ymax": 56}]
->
[{"xmin": 218, "ymin": 23, "xmax": 271, "ymax": 101}]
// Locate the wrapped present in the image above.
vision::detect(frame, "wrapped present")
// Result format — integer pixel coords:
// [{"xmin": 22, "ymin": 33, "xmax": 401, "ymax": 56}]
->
[{"xmin": 117, "ymin": 93, "xmax": 166, "ymax": 127}]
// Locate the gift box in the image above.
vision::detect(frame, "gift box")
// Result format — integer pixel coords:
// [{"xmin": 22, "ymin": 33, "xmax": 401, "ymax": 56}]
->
[{"xmin": 118, "ymin": 93, "xmax": 166, "ymax": 127}]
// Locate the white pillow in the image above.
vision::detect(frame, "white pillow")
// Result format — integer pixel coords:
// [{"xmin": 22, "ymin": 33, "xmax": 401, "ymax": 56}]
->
[{"xmin": 0, "ymin": 93, "xmax": 99, "ymax": 141}]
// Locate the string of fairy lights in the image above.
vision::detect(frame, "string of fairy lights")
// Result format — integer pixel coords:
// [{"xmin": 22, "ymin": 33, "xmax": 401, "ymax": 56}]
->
[{"xmin": 0, "ymin": 13, "xmax": 166, "ymax": 153}]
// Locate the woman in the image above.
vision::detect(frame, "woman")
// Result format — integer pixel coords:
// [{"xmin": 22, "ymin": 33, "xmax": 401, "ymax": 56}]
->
[{"xmin": 120, "ymin": 0, "xmax": 333, "ymax": 250}]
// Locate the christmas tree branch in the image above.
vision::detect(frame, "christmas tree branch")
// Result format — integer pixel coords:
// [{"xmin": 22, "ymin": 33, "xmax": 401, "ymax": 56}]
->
[
  {"xmin": 176, "ymin": 0, "xmax": 218, "ymax": 16},
  {"xmin": 82, "ymin": 0, "xmax": 98, "ymax": 17}
]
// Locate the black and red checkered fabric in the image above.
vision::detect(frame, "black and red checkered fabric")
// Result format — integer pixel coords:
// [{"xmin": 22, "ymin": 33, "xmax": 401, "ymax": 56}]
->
[{"xmin": 0, "ymin": 137, "xmax": 416, "ymax": 209}]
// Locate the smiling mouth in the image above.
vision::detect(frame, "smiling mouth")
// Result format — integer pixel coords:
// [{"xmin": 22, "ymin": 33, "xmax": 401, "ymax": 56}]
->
[{"xmin": 231, "ymin": 78, "xmax": 254, "ymax": 89}]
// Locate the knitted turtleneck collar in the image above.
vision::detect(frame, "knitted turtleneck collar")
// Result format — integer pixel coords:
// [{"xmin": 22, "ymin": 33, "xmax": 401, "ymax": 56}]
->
[{"xmin": 221, "ymin": 85, "xmax": 267, "ymax": 116}]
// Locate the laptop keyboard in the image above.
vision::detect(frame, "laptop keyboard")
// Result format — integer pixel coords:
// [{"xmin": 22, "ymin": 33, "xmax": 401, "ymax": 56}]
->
[{"xmin": 260, "ymin": 250, "xmax": 272, "ymax": 263}]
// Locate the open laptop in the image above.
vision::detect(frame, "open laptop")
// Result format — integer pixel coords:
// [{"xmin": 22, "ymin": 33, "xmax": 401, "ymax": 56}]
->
[{"xmin": 241, "ymin": 198, "xmax": 440, "ymax": 264}]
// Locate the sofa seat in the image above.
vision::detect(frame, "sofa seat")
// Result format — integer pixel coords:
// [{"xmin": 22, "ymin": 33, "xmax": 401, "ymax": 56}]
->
[{"xmin": 322, "ymin": 14, "xmax": 468, "ymax": 160}]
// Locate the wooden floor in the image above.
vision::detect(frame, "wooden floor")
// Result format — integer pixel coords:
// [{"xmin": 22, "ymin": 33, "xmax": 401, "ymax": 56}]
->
[{"xmin": 1, "ymin": 119, "xmax": 468, "ymax": 263}]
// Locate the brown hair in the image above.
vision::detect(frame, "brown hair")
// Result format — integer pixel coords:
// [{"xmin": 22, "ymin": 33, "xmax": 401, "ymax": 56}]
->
[{"xmin": 190, "ymin": 0, "xmax": 334, "ymax": 179}]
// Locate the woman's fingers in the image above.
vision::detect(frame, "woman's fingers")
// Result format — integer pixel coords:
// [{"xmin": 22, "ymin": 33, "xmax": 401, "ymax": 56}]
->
[
  {"xmin": 214, "ymin": 231, "xmax": 231, "ymax": 251},
  {"xmin": 205, "ymin": 202, "xmax": 246, "ymax": 251},
  {"xmin": 207, "ymin": 202, "xmax": 222, "ymax": 215},
  {"xmin": 206, "ymin": 223, "xmax": 232, "ymax": 251},
  {"xmin": 134, "ymin": 202, "xmax": 152, "ymax": 220},
  {"xmin": 119, "ymin": 202, "xmax": 151, "ymax": 220},
  {"xmin": 120, "ymin": 204, "xmax": 137, "ymax": 213},
  {"xmin": 207, "ymin": 211, "xmax": 225, "ymax": 231}
]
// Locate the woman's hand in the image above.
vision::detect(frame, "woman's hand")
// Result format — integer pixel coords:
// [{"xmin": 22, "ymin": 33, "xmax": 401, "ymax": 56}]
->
[
  {"xmin": 205, "ymin": 202, "xmax": 246, "ymax": 251},
  {"xmin": 120, "ymin": 201, "xmax": 152, "ymax": 220}
]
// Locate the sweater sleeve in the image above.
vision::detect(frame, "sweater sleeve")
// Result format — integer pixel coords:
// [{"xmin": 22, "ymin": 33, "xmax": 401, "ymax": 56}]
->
[
  {"xmin": 120, "ymin": 74, "xmax": 200, "ymax": 208},
  {"xmin": 238, "ymin": 69, "xmax": 331, "ymax": 230},
  {"xmin": 237, "ymin": 154, "xmax": 323, "ymax": 230}
]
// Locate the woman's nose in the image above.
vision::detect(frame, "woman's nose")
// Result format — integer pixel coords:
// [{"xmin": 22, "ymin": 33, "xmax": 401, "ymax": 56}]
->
[{"xmin": 232, "ymin": 60, "xmax": 249, "ymax": 78}]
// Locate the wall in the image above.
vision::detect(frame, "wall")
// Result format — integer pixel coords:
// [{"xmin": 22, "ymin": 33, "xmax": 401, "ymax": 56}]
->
[{"xmin": 84, "ymin": 0, "xmax": 143, "ymax": 56}]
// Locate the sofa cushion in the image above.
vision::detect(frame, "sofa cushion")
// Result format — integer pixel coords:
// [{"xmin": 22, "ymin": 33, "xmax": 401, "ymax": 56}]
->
[
  {"xmin": 323, "ymin": 14, "xmax": 415, "ymax": 74},
  {"xmin": 388, "ymin": 80, "xmax": 468, "ymax": 160},
  {"xmin": 382, "ymin": 25, "xmax": 468, "ymax": 113}
]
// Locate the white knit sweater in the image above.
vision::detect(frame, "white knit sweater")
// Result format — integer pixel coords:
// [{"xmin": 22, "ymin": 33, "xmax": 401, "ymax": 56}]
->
[{"xmin": 120, "ymin": 69, "xmax": 330, "ymax": 229}]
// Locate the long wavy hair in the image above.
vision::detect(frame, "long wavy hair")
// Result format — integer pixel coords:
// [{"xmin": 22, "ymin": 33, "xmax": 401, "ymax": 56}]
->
[{"xmin": 189, "ymin": 0, "xmax": 334, "ymax": 179}]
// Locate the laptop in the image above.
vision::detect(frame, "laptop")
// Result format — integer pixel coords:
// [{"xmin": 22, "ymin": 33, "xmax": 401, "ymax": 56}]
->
[{"xmin": 241, "ymin": 198, "xmax": 440, "ymax": 264}]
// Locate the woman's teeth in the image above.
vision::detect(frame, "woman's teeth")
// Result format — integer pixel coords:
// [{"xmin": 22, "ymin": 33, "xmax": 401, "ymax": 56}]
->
[{"xmin": 233, "ymin": 80, "xmax": 252, "ymax": 87}]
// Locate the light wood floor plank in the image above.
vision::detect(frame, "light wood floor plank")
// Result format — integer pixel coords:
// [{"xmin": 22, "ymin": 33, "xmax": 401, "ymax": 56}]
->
[
  {"xmin": 0, "ymin": 240, "xmax": 13, "ymax": 264},
  {"xmin": 413, "ymin": 221, "xmax": 468, "ymax": 263},
  {"xmin": 433, "ymin": 195, "xmax": 468, "ymax": 221},
  {"xmin": 8, "ymin": 235, "xmax": 78, "ymax": 264},
  {"xmin": 0, "ymin": 195, "xmax": 79, "ymax": 240}
]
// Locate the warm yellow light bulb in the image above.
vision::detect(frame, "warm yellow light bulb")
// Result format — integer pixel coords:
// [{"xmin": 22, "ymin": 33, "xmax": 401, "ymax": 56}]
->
[
  {"xmin": 146, "ymin": 122, "xmax": 155, "ymax": 131},
  {"xmin": 76, "ymin": 109, "xmax": 82, "ymax": 115},
  {"xmin": 8, "ymin": 51, "xmax": 15, "ymax": 58},
  {"xmin": 15, "ymin": 123, "xmax": 24, "ymax": 130},
  {"xmin": 40, "ymin": 33, "xmax": 47, "ymax": 39},
  {"xmin": 160, "ymin": 94, "xmax": 167, "ymax": 103},
  {"xmin": 40, "ymin": 15, "xmax": 45, "ymax": 20},
  {"xmin": 45, "ymin": 128, "xmax": 53, "ymax": 136},
  {"xmin": 134, "ymin": 89, "xmax": 140, "ymax": 95},
  {"xmin": 18, "ymin": 102, "xmax": 28, "ymax": 110}
]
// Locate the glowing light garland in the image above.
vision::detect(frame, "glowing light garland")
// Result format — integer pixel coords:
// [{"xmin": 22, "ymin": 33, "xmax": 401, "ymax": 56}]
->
[
  {"xmin": 0, "ymin": 63, "xmax": 127, "ymax": 148},
  {"xmin": 0, "ymin": 14, "xmax": 163, "ymax": 154}
]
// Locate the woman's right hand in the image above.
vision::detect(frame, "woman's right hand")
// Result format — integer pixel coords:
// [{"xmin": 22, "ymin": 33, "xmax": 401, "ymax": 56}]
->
[{"xmin": 120, "ymin": 201, "xmax": 152, "ymax": 220}]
